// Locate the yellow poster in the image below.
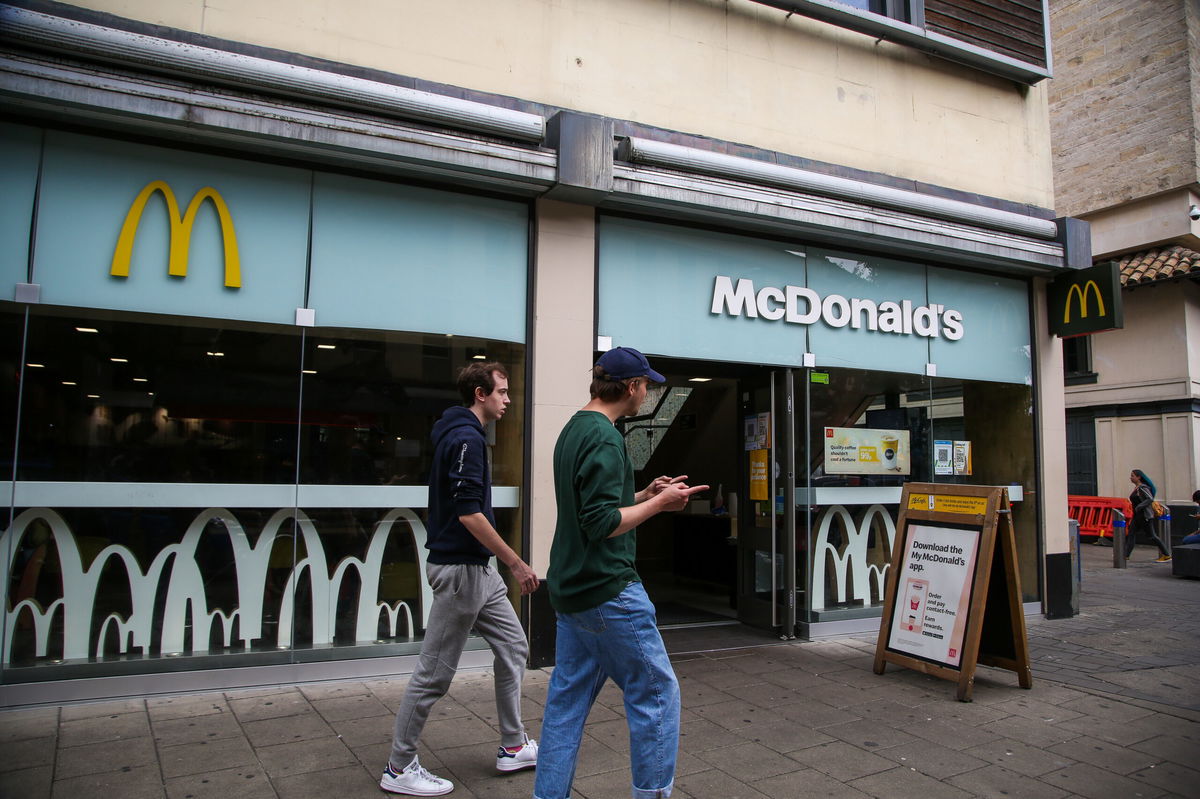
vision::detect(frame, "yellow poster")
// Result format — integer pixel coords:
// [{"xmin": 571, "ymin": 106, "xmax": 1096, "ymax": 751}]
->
[
  {"xmin": 824, "ymin": 427, "xmax": 911, "ymax": 475},
  {"xmin": 749, "ymin": 449, "xmax": 769, "ymax": 501},
  {"xmin": 907, "ymin": 494, "xmax": 988, "ymax": 516}
]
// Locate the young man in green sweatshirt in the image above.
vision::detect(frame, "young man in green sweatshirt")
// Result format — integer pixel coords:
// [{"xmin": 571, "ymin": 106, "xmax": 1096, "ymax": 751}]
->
[{"xmin": 534, "ymin": 347, "xmax": 707, "ymax": 799}]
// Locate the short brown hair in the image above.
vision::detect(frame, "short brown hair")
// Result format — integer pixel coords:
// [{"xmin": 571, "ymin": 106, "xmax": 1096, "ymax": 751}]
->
[
  {"xmin": 458, "ymin": 361, "xmax": 508, "ymax": 406},
  {"xmin": 589, "ymin": 364, "xmax": 641, "ymax": 403}
]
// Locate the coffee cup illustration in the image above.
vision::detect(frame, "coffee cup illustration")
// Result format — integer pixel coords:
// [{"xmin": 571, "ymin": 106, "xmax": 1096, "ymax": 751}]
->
[{"xmin": 881, "ymin": 435, "xmax": 899, "ymax": 469}]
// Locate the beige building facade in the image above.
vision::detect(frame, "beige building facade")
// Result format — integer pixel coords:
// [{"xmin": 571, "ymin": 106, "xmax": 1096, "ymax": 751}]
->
[{"xmin": 1, "ymin": 0, "xmax": 1079, "ymax": 703}]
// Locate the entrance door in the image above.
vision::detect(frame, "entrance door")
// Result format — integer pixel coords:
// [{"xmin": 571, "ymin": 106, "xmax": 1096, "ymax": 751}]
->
[{"xmin": 736, "ymin": 369, "xmax": 796, "ymax": 636}]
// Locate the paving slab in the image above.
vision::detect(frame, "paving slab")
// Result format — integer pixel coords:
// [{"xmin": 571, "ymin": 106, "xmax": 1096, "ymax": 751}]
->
[
  {"xmin": 1127, "ymin": 760, "xmax": 1200, "ymax": 797},
  {"xmin": 50, "ymin": 763, "xmax": 164, "ymax": 799},
  {"xmin": 848, "ymin": 764, "xmax": 975, "ymax": 799},
  {"xmin": 152, "ymin": 708, "xmax": 244, "ymax": 746},
  {"xmin": 963, "ymin": 738, "xmax": 1076, "ymax": 777},
  {"xmin": 57, "ymin": 710, "xmax": 151, "ymax": 747},
  {"xmin": 945, "ymin": 764, "xmax": 1072, "ymax": 799},
  {"xmin": 1, "ymin": 736, "xmax": 56, "ymax": 772},
  {"xmin": 0, "ymin": 765, "xmax": 52, "ymax": 799},
  {"xmin": 157, "ymin": 735, "xmax": 258, "ymax": 779},
  {"xmin": 875, "ymin": 739, "xmax": 991, "ymax": 780},
  {"xmin": 0, "ymin": 707, "xmax": 57, "ymax": 743},
  {"xmin": 163, "ymin": 765, "xmax": 277, "ymax": 799},
  {"xmin": 55, "ymin": 734, "xmax": 157, "ymax": 775},
  {"xmin": 787, "ymin": 740, "xmax": 897, "ymax": 781},
  {"xmin": 1040, "ymin": 761, "xmax": 1169, "ymax": 799}
]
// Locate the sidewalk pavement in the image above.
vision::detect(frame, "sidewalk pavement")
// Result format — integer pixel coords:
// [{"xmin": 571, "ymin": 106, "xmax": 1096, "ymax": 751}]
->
[{"xmin": 2, "ymin": 541, "xmax": 1197, "ymax": 799}]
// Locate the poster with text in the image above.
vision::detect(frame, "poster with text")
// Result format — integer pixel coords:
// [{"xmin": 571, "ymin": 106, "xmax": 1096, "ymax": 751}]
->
[
  {"xmin": 934, "ymin": 440, "xmax": 953, "ymax": 475},
  {"xmin": 824, "ymin": 427, "xmax": 911, "ymax": 475},
  {"xmin": 887, "ymin": 521, "xmax": 981, "ymax": 667},
  {"xmin": 744, "ymin": 413, "xmax": 770, "ymax": 451},
  {"xmin": 748, "ymin": 449, "xmax": 769, "ymax": 501},
  {"xmin": 953, "ymin": 441, "xmax": 973, "ymax": 476}
]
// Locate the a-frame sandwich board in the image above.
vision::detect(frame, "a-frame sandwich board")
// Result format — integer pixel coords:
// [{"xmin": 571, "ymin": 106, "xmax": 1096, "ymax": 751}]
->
[{"xmin": 873, "ymin": 483, "xmax": 1032, "ymax": 702}]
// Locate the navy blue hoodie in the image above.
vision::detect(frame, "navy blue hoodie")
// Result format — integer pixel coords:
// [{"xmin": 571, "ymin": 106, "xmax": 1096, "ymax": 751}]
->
[{"xmin": 426, "ymin": 405, "xmax": 494, "ymax": 565}]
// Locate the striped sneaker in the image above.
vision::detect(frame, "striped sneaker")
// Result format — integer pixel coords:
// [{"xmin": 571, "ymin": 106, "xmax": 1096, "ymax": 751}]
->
[{"xmin": 496, "ymin": 734, "xmax": 538, "ymax": 773}]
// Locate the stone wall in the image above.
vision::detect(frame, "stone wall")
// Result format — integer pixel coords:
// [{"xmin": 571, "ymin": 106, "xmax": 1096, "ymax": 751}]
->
[{"xmin": 1049, "ymin": 0, "xmax": 1199, "ymax": 218}]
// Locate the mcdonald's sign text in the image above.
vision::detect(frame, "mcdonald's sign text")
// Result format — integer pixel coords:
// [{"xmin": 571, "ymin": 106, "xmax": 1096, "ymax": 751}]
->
[
  {"xmin": 1048, "ymin": 261, "xmax": 1122, "ymax": 338},
  {"xmin": 110, "ymin": 180, "xmax": 242, "ymax": 289}
]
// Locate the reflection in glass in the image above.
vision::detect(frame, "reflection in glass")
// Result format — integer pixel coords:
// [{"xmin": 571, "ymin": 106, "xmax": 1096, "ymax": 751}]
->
[
  {"xmin": 18, "ymin": 308, "xmax": 303, "ymax": 484},
  {"xmin": 801, "ymin": 368, "xmax": 1041, "ymax": 622},
  {"xmin": 4, "ymin": 309, "xmax": 528, "ymax": 678}
]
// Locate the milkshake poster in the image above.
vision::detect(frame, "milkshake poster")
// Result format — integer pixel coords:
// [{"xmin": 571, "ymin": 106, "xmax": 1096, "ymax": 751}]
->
[
  {"xmin": 824, "ymin": 427, "xmax": 910, "ymax": 475},
  {"xmin": 887, "ymin": 522, "xmax": 981, "ymax": 667}
]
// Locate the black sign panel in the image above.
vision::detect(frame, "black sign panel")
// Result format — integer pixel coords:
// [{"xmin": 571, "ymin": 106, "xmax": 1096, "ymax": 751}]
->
[{"xmin": 1048, "ymin": 261, "xmax": 1123, "ymax": 338}]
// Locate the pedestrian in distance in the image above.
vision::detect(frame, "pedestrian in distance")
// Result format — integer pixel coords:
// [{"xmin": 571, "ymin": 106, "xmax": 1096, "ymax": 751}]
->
[
  {"xmin": 1126, "ymin": 468, "xmax": 1170, "ymax": 563},
  {"xmin": 1182, "ymin": 489, "xmax": 1200, "ymax": 546},
  {"xmin": 533, "ymin": 346, "xmax": 708, "ymax": 799},
  {"xmin": 381, "ymin": 362, "xmax": 539, "ymax": 796}
]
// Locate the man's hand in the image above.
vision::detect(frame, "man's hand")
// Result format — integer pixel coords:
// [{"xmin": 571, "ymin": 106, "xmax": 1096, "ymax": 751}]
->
[
  {"xmin": 654, "ymin": 481, "xmax": 709, "ymax": 512},
  {"xmin": 638, "ymin": 475, "xmax": 687, "ymax": 503},
  {"xmin": 510, "ymin": 558, "xmax": 540, "ymax": 595}
]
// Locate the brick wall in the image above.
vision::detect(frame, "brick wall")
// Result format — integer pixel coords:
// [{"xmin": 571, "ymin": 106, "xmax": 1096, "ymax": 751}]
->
[{"xmin": 1048, "ymin": 0, "xmax": 1199, "ymax": 218}]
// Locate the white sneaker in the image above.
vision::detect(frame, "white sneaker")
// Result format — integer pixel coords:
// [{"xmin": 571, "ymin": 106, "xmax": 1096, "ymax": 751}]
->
[
  {"xmin": 380, "ymin": 756, "xmax": 453, "ymax": 796},
  {"xmin": 496, "ymin": 734, "xmax": 538, "ymax": 773}
]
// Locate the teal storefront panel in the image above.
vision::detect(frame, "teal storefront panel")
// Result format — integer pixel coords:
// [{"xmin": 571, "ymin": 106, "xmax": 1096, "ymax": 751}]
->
[
  {"xmin": 0, "ymin": 123, "xmax": 42, "ymax": 294},
  {"xmin": 928, "ymin": 266, "xmax": 1031, "ymax": 384},
  {"xmin": 309, "ymin": 173, "xmax": 527, "ymax": 341},
  {"xmin": 598, "ymin": 218, "xmax": 810, "ymax": 367},
  {"xmin": 33, "ymin": 132, "xmax": 310, "ymax": 325},
  {"xmin": 598, "ymin": 218, "xmax": 1031, "ymax": 384},
  {"xmin": 806, "ymin": 248, "xmax": 929, "ymax": 375}
]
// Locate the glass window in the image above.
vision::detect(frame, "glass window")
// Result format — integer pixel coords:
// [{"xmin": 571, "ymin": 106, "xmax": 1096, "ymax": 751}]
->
[
  {"xmin": 800, "ymin": 366, "xmax": 1040, "ymax": 625},
  {"xmin": 3, "ymin": 306, "xmax": 528, "ymax": 678},
  {"xmin": 17, "ymin": 308, "xmax": 303, "ymax": 484},
  {"xmin": 296, "ymin": 331, "xmax": 527, "ymax": 646}
]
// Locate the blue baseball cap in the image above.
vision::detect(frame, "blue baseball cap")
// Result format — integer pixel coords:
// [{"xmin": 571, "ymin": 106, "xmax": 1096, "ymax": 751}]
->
[{"xmin": 595, "ymin": 347, "xmax": 666, "ymax": 383}]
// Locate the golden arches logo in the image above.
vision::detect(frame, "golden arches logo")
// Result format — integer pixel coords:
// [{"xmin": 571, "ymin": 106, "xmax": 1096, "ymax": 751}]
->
[
  {"xmin": 1063, "ymin": 280, "xmax": 1104, "ymax": 323},
  {"xmin": 110, "ymin": 181, "xmax": 242, "ymax": 289}
]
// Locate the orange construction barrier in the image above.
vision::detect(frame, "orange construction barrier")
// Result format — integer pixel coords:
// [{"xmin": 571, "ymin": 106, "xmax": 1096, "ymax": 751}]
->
[{"xmin": 1068, "ymin": 495, "xmax": 1134, "ymax": 539}]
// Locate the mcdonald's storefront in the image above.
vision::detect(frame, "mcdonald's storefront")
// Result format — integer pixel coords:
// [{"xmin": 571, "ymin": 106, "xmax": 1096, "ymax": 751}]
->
[
  {"xmin": 0, "ymin": 119, "xmax": 1064, "ymax": 702},
  {"xmin": 0, "ymin": 5, "xmax": 1083, "ymax": 705},
  {"xmin": 2, "ymin": 123, "xmax": 533, "ymax": 700}
]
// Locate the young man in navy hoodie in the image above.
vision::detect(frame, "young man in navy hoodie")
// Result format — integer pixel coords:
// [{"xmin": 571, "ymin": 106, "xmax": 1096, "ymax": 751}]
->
[{"xmin": 382, "ymin": 362, "xmax": 539, "ymax": 796}]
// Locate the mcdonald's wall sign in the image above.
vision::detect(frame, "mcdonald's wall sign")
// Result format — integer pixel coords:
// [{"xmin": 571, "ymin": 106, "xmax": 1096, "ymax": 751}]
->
[
  {"xmin": 110, "ymin": 180, "xmax": 241, "ymax": 288},
  {"xmin": 1047, "ymin": 261, "xmax": 1123, "ymax": 338}
]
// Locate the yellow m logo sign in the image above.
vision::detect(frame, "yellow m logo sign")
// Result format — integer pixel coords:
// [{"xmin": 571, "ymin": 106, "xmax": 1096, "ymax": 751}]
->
[
  {"xmin": 110, "ymin": 181, "xmax": 242, "ymax": 288},
  {"xmin": 1063, "ymin": 280, "xmax": 1104, "ymax": 324}
]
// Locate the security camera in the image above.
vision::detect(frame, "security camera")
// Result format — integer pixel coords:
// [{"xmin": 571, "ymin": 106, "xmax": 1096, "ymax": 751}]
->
[{"xmin": 1190, "ymin": 204, "xmax": 1200, "ymax": 221}]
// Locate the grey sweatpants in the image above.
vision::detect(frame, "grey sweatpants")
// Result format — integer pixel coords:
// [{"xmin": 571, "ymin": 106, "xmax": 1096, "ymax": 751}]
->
[{"xmin": 388, "ymin": 562, "xmax": 529, "ymax": 768}]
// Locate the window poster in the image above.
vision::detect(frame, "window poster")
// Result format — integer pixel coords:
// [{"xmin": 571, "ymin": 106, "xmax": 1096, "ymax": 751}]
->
[
  {"xmin": 934, "ymin": 440, "xmax": 953, "ymax": 475},
  {"xmin": 953, "ymin": 441, "xmax": 972, "ymax": 476},
  {"xmin": 744, "ymin": 413, "xmax": 770, "ymax": 451},
  {"xmin": 748, "ymin": 448, "xmax": 769, "ymax": 501},
  {"xmin": 824, "ymin": 427, "xmax": 910, "ymax": 475},
  {"xmin": 887, "ymin": 521, "xmax": 981, "ymax": 668}
]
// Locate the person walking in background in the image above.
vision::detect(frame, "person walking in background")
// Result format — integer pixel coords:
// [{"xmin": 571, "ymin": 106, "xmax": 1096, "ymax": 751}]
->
[
  {"xmin": 1126, "ymin": 468, "xmax": 1171, "ymax": 563},
  {"xmin": 534, "ymin": 347, "xmax": 708, "ymax": 799},
  {"xmin": 382, "ymin": 362, "xmax": 539, "ymax": 796},
  {"xmin": 1183, "ymin": 489, "xmax": 1200, "ymax": 546}
]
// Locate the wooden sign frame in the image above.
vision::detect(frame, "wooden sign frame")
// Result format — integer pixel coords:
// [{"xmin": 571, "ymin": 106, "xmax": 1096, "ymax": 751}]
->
[{"xmin": 873, "ymin": 483, "xmax": 1032, "ymax": 701}]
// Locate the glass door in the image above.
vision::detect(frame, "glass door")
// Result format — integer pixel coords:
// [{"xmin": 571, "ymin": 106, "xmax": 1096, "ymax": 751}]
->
[{"xmin": 736, "ymin": 368, "xmax": 796, "ymax": 636}]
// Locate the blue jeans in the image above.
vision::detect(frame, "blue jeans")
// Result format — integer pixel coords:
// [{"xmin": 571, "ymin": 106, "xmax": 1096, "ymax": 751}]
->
[{"xmin": 533, "ymin": 582, "xmax": 679, "ymax": 799}]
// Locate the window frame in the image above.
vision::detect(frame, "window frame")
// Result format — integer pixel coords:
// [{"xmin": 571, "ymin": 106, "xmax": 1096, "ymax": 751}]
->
[{"xmin": 747, "ymin": 0, "xmax": 1049, "ymax": 85}]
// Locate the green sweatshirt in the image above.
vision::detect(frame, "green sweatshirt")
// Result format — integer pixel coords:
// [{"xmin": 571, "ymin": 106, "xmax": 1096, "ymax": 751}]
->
[{"xmin": 548, "ymin": 410, "xmax": 639, "ymax": 613}]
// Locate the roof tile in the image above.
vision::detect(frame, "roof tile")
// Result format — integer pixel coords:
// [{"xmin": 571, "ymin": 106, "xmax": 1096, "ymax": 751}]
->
[{"xmin": 1117, "ymin": 245, "xmax": 1200, "ymax": 286}]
